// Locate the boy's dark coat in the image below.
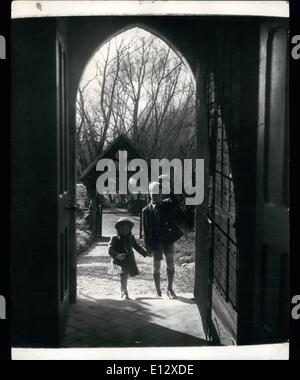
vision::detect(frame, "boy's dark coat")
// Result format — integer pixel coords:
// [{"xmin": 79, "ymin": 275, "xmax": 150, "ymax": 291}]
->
[{"xmin": 142, "ymin": 198, "xmax": 187, "ymax": 251}]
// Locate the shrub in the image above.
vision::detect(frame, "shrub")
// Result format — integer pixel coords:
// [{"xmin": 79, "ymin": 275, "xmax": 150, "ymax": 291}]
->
[
  {"xmin": 76, "ymin": 201, "xmax": 94, "ymax": 255},
  {"xmin": 175, "ymin": 231, "xmax": 195, "ymax": 264},
  {"xmin": 76, "ymin": 228, "xmax": 94, "ymax": 256}
]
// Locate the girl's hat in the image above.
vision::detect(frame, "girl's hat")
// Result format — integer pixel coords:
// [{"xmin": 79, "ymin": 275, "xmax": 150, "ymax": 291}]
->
[{"xmin": 115, "ymin": 217, "xmax": 134, "ymax": 230}]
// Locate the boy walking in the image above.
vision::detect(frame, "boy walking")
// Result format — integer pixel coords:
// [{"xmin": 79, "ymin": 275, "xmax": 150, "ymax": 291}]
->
[{"xmin": 142, "ymin": 182, "xmax": 186, "ymax": 299}]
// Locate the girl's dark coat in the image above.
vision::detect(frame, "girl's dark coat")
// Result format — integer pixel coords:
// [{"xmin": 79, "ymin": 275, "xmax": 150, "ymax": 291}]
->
[{"xmin": 108, "ymin": 234, "xmax": 148, "ymax": 277}]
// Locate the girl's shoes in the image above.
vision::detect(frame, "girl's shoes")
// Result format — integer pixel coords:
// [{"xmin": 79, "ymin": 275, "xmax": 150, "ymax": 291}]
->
[{"xmin": 156, "ymin": 290, "xmax": 162, "ymax": 298}]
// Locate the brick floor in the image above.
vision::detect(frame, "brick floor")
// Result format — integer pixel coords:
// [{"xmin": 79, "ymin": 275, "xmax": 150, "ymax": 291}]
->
[{"xmin": 61, "ymin": 209, "xmax": 211, "ymax": 348}]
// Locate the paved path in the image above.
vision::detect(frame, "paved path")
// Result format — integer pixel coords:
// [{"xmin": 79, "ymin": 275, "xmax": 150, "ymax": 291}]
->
[
  {"xmin": 101, "ymin": 208, "xmax": 141, "ymax": 238},
  {"xmin": 62, "ymin": 208, "xmax": 209, "ymax": 348}
]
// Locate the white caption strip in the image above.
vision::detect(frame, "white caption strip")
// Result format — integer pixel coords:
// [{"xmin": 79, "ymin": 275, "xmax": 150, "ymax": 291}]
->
[{"xmin": 12, "ymin": 1, "xmax": 289, "ymax": 19}]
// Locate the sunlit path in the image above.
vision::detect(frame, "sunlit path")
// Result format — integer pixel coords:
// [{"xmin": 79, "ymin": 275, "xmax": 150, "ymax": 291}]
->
[{"xmin": 62, "ymin": 209, "xmax": 208, "ymax": 347}]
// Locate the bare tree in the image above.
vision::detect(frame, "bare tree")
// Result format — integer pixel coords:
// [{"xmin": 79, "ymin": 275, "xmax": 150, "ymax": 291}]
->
[{"xmin": 76, "ymin": 27, "xmax": 196, "ymax": 175}]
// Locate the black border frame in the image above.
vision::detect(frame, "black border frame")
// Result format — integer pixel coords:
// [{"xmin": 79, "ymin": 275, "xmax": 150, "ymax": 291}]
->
[
  {"xmin": 1, "ymin": 0, "xmax": 298, "ymax": 361},
  {"xmin": 290, "ymin": 0, "xmax": 300, "ymax": 362},
  {"xmin": 0, "ymin": 0, "xmax": 11, "ymax": 362}
]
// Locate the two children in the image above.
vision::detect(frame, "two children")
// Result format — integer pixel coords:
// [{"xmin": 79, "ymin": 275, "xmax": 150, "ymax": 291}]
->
[
  {"xmin": 108, "ymin": 182, "xmax": 190, "ymax": 301},
  {"xmin": 108, "ymin": 217, "xmax": 151, "ymax": 300}
]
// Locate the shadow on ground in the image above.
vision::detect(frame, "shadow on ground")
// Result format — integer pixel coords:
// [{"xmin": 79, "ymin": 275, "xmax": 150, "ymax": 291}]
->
[{"xmin": 62, "ymin": 296, "xmax": 216, "ymax": 348}]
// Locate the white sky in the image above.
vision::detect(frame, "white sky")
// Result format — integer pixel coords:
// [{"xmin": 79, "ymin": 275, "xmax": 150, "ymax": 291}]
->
[
  {"xmin": 80, "ymin": 27, "xmax": 193, "ymax": 90},
  {"xmin": 78, "ymin": 27, "xmax": 196, "ymax": 139}
]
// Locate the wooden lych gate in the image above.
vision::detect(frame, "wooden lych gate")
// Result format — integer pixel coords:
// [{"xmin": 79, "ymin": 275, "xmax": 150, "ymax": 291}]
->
[{"xmin": 79, "ymin": 135, "xmax": 147, "ymax": 239}]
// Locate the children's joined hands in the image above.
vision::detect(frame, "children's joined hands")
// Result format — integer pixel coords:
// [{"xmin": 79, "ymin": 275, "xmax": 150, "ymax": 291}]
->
[{"xmin": 116, "ymin": 253, "xmax": 126, "ymax": 261}]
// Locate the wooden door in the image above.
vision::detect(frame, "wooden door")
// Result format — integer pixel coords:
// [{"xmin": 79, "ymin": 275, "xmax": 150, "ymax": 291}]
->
[
  {"xmin": 194, "ymin": 60, "xmax": 216, "ymax": 341},
  {"xmin": 56, "ymin": 28, "xmax": 72, "ymax": 338},
  {"xmin": 254, "ymin": 21, "xmax": 289, "ymax": 343}
]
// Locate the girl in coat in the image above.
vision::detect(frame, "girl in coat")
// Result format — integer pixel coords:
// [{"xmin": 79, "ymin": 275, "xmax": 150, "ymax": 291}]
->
[{"xmin": 108, "ymin": 217, "xmax": 150, "ymax": 300}]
